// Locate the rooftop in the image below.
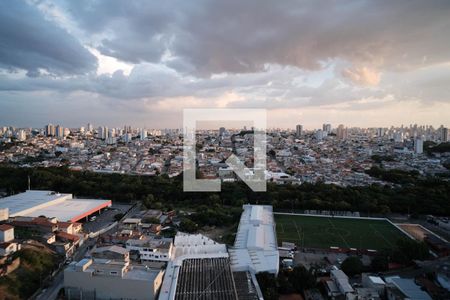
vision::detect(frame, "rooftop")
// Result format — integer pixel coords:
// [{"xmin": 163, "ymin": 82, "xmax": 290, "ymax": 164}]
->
[
  {"xmin": 390, "ymin": 278, "xmax": 432, "ymax": 300},
  {"xmin": 0, "ymin": 190, "xmax": 111, "ymax": 222},
  {"xmin": 0, "ymin": 224, "xmax": 13, "ymax": 231},
  {"xmin": 230, "ymin": 204, "xmax": 279, "ymax": 274},
  {"xmin": 174, "ymin": 257, "xmax": 238, "ymax": 300}
]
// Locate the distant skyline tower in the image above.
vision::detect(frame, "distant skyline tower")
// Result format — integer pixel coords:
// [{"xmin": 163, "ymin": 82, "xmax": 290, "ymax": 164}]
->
[
  {"xmin": 295, "ymin": 124, "xmax": 303, "ymax": 137},
  {"xmin": 97, "ymin": 126, "xmax": 109, "ymax": 140},
  {"xmin": 140, "ymin": 128, "xmax": 147, "ymax": 140},
  {"xmin": 219, "ymin": 127, "xmax": 225, "ymax": 136},
  {"xmin": 322, "ymin": 123, "xmax": 331, "ymax": 134},
  {"xmin": 55, "ymin": 125, "xmax": 64, "ymax": 138},
  {"xmin": 337, "ymin": 124, "xmax": 347, "ymax": 140},
  {"xmin": 442, "ymin": 127, "xmax": 449, "ymax": 142},
  {"xmin": 45, "ymin": 124, "xmax": 55, "ymax": 137},
  {"xmin": 414, "ymin": 138, "xmax": 423, "ymax": 154},
  {"xmin": 16, "ymin": 129, "xmax": 26, "ymax": 141},
  {"xmin": 315, "ymin": 129, "xmax": 324, "ymax": 140}
]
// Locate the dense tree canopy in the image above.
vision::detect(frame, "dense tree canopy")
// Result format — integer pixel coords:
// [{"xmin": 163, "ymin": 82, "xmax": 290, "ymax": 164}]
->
[{"xmin": 0, "ymin": 165, "xmax": 449, "ymax": 215}]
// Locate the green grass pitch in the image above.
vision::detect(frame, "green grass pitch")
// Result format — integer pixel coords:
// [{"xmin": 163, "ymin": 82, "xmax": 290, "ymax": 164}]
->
[{"xmin": 275, "ymin": 214, "xmax": 409, "ymax": 251}]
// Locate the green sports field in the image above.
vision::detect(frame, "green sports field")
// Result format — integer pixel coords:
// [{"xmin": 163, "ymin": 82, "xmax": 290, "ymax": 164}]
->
[{"xmin": 275, "ymin": 214, "xmax": 408, "ymax": 251}]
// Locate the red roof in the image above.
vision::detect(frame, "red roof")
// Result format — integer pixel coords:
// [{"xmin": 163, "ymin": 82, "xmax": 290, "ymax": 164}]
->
[
  {"xmin": 56, "ymin": 231, "xmax": 80, "ymax": 242},
  {"xmin": 0, "ymin": 224, "xmax": 13, "ymax": 231},
  {"xmin": 57, "ymin": 221, "xmax": 73, "ymax": 228}
]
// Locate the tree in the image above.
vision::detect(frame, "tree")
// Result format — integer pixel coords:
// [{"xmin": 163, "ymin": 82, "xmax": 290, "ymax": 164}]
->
[
  {"xmin": 142, "ymin": 194, "xmax": 155, "ymax": 209},
  {"xmin": 371, "ymin": 251, "xmax": 389, "ymax": 272},
  {"xmin": 114, "ymin": 213, "xmax": 124, "ymax": 221},
  {"xmin": 179, "ymin": 218, "xmax": 197, "ymax": 233},
  {"xmin": 288, "ymin": 266, "xmax": 316, "ymax": 292},
  {"xmin": 256, "ymin": 272, "xmax": 278, "ymax": 300},
  {"xmin": 393, "ymin": 239, "xmax": 429, "ymax": 264},
  {"xmin": 341, "ymin": 256, "xmax": 363, "ymax": 276}
]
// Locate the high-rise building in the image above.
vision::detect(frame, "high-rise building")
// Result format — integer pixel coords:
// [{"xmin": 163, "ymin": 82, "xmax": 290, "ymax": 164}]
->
[
  {"xmin": 56, "ymin": 125, "xmax": 64, "ymax": 138},
  {"xmin": 376, "ymin": 127, "xmax": 385, "ymax": 137},
  {"xmin": 45, "ymin": 124, "xmax": 56, "ymax": 137},
  {"xmin": 322, "ymin": 123, "xmax": 331, "ymax": 134},
  {"xmin": 123, "ymin": 133, "xmax": 133, "ymax": 143},
  {"xmin": 393, "ymin": 131, "xmax": 403, "ymax": 143},
  {"xmin": 219, "ymin": 127, "xmax": 226, "ymax": 136},
  {"xmin": 108, "ymin": 128, "xmax": 116, "ymax": 138},
  {"xmin": 295, "ymin": 124, "xmax": 303, "ymax": 137},
  {"xmin": 414, "ymin": 138, "xmax": 423, "ymax": 154},
  {"xmin": 16, "ymin": 129, "xmax": 26, "ymax": 141},
  {"xmin": 97, "ymin": 126, "xmax": 109, "ymax": 140},
  {"xmin": 315, "ymin": 129, "xmax": 324, "ymax": 141},
  {"xmin": 87, "ymin": 123, "xmax": 93, "ymax": 133},
  {"xmin": 442, "ymin": 127, "xmax": 449, "ymax": 142},
  {"xmin": 140, "ymin": 128, "xmax": 147, "ymax": 140},
  {"xmin": 337, "ymin": 124, "xmax": 347, "ymax": 140}
]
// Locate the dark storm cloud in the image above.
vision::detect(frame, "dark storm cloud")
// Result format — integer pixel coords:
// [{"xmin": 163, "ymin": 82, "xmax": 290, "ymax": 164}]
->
[
  {"xmin": 62, "ymin": 0, "xmax": 450, "ymax": 76},
  {"xmin": 0, "ymin": 0, "xmax": 97, "ymax": 76}
]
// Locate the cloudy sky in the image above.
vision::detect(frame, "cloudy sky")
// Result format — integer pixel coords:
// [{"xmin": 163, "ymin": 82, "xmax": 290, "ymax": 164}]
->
[{"xmin": 1, "ymin": 0, "xmax": 450, "ymax": 129}]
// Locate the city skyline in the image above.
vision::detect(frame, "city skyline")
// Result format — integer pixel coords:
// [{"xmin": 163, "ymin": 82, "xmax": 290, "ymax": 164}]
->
[
  {"xmin": 2, "ymin": 121, "xmax": 450, "ymax": 132},
  {"xmin": 1, "ymin": 0, "xmax": 450, "ymax": 128}
]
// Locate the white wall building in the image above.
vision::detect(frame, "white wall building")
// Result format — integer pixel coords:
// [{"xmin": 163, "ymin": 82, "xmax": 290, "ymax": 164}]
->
[
  {"xmin": 0, "ymin": 224, "xmax": 14, "ymax": 243},
  {"xmin": 126, "ymin": 237, "xmax": 173, "ymax": 262},
  {"xmin": 229, "ymin": 205, "xmax": 279, "ymax": 274}
]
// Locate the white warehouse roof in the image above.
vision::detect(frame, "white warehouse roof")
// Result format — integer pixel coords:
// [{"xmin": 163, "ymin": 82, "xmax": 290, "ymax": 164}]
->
[
  {"xmin": 0, "ymin": 190, "xmax": 111, "ymax": 222},
  {"xmin": 229, "ymin": 204, "xmax": 279, "ymax": 274}
]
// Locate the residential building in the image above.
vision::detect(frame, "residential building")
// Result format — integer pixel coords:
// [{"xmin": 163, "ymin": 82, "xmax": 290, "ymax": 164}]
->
[
  {"xmin": 125, "ymin": 236, "xmax": 173, "ymax": 262},
  {"xmin": 296, "ymin": 124, "xmax": 303, "ymax": 137},
  {"xmin": 0, "ymin": 224, "xmax": 14, "ymax": 243},
  {"xmin": 64, "ymin": 246, "xmax": 164, "ymax": 300}
]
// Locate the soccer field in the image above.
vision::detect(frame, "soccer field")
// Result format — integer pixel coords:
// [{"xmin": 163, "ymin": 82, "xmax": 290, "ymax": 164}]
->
[{"xmin": 275, "ymin": 214, "xmax": 408, "ymax": 251}]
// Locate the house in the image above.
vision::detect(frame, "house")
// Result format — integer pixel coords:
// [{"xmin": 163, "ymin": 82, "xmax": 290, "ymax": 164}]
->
[
  {"xmin": 386, "ymin": 277, "xmax": 432, "ymax": 300},
  {"xmin": 57, "ymin": 231, "xmax": 80, "ymax": 243},
  {"xmin": 142, "ymin": 223, "xmax": 161, "ymax": 235},
  {"xmin": 0, "ymin": 224, "xmax": 14, "ymax": 243},
  {"xmin": 91, "ymin": 245, "xmax": 130, "ymax": 262},
  {"xmin": 330, "ymin": 269, "xmax": 354, "ymax": 296},
  {"xmin": 122, "ymin": 218, "xmax": 141, "ymax": 230},
  {"xmin": 11, "ymin": 217, "xmax": 58, "ymax": 233},
  {"xmin": 42, "ymin": 233, "xmax": 56, "ymax": 244},
  {"xmin": 126, "ymin": 237, "xmax": 173, "ymax": 262},
  {"xmin": 0, "ymin": 242, "xmax": 20, "ymax": 257},
  {"xmin": 57, "ymin": 221, "xmax": 83, "ymax": 235}
]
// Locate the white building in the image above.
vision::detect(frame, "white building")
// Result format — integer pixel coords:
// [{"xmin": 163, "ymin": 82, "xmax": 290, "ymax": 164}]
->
[
  {"xmin": 414, "ymin": 138, "xmax": 424, "ymax": 154},
  {"xmin": 229, "ymin": 205, "xmax": 279, "ymax": 274},
  {"xmin": 0, "ymin": 224, "xmax": 14, "ymax": 243},
  {"xmin": 126, "ymin": 237, "xmax": 173, "ymax": 262},
  {"xmin": 0, "ymin": 224, "xmax": 20, "ymax": 257},
  {"xmin": 0, "ymin": 190, "xmax": 111, "ymax": 223},
  {"xmin": 123, "ymin": 133, "xmax": 133, "ymax": 143},
  {"xmin": 140, "ymin": 129, "xmax": 147, "ymax": 140},
  {"xmin": 158, "ymin": 233, "xmax": 241, "ymax": 300},
  {"xmin": 16, "ymin": 129, "xmax": 26, "ymax": 141},
  {"xmin": 330, "ymin": 269, "xmax": 354, "ymax": 295}
]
